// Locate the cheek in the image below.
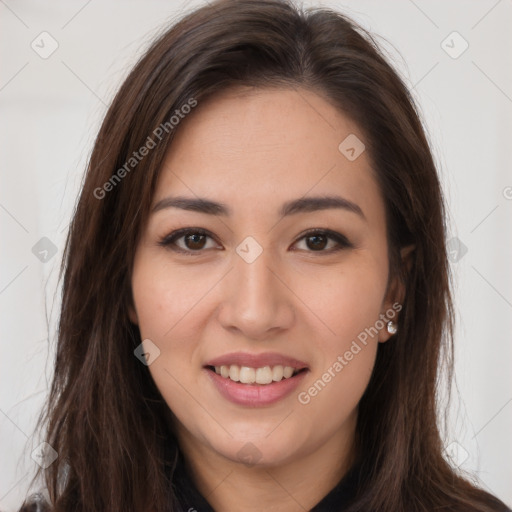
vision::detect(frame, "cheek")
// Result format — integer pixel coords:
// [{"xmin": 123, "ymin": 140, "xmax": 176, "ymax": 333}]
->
[
  {"xmin": 130, "ymin": 259, "xmax": 209, "ymax": 420},
  {"xmin": 131, "ymin": 255, "xmax": 211, "ymax": 340},
  {"xmin": 130, "ymin": 255, "xmax": 222, "ymax": 402},
  {"xmin": 294, "ymin": 266, "xmax": 383, "ymax": 409},
  {"xmin": 303, "ymin": 260, "xmax": 387, "ymax": 351}
]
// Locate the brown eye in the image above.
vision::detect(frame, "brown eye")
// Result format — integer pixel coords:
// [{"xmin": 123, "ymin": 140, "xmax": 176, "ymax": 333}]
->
[
  {"xmin": 183, "ymin": 232, "xmax": 207, "ymax": 250},
  {"xmin": 293, "ymin": 229, "xmax": 353, "ymax": 253},
  {"xmin": 305, "ymin": 233, "xmax": 329, "ymax": 251},
  {"xmin": 158, "ymin": 228, "xmax": 219, "ymax": 255}
]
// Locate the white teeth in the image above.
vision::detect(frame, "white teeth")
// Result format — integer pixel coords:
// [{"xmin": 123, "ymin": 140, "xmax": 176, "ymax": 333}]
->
[
  {"xmin": 213, "ymin": 364, "xmax": 300, "ymax": 384},
  {"xmin": 255, "ymin": 366, "xmax": 273, "ymax": 384},
  {"xmin": 272, "ymin": 365, "xmax": 284, "ymax": 381},
  {"xmin": 283, "ymin": 366, "xmax": 294, "ymax": 378},
  {"xmin": 229, "ymin": 364, "xmax": 240, "ymax": 382},
  {"xmin": 239, "ymin": 366, "xmax": 256, "ymax": 384}
]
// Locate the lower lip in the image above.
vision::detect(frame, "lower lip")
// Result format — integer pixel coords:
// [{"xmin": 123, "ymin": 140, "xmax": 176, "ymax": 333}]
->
[{"xmin": 204, "ymin": 367, "xmax": 309, "ymax": 407}]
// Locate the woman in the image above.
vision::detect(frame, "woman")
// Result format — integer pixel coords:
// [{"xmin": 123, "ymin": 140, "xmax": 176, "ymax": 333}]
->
[{"xmin": 18, "ymin": 0, "xmax": 511, "ymax": 511}]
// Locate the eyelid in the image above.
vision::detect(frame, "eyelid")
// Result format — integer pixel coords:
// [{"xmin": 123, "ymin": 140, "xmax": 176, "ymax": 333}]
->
[
  {"xmin": 294, "ymin": 228, "xmax": 353, "ymax": 251},
  {"xmin": 157, "ymin": 227, "xmax": 353, "ymax": 255},
  {"xmin": 157, "ymin": 227, "xmax": 221, "ymax": 255}
]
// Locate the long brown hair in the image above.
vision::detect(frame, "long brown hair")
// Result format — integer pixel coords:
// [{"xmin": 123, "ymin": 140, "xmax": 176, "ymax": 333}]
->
[{"xmin": 19, "ymin": 1, "xmax": 509, "ymax": 511}]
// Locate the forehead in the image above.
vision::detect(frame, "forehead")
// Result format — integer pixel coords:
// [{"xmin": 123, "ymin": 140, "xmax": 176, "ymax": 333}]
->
[{"xmin": 154, "ymin": 86, "xmax": 384, "ymax": 223}]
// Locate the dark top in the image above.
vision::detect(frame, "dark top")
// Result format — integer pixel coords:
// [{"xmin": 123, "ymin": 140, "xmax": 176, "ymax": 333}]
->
[{"xmin": 170, "ymin": 449, "xmax": 362, "ymax": 512}]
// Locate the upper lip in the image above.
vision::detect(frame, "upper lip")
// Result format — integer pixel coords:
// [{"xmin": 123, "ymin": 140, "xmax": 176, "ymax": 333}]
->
[{"xmin": 204, "ymin": 352, "xmax": 309, "ymax": 370}]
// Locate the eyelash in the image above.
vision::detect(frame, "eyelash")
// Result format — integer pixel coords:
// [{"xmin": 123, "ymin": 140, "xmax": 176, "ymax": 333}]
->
[{"xmin": 157, "ymin": 227, "xmax": 353, "ymax": 256}]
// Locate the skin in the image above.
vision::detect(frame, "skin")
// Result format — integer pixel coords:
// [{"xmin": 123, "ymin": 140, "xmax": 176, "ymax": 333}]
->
[{"xmin": 129, "ymin": 86, "xmax": 405, "ymax": 512}]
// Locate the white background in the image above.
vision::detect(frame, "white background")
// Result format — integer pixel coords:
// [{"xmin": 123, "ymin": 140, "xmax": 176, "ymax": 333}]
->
[{"xmin": 1, "ymin": 1, "xmax": 511, "ymax": 510}]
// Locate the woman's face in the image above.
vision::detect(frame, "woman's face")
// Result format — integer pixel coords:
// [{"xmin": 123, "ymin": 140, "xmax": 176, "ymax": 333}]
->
[{"xmin": 130, "ymin": 86, "xmax": 400, "ymax": 468}]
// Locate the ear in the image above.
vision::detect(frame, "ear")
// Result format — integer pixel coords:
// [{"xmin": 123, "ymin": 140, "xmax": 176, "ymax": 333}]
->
[
  {"xmin": 378, "ymin": 244, "xmax": 415, "ymax": 343},
  {"xmin": 127, "ymin": 295, "xmax": 139, "ymax": 325},
  {"xmin": 129, "ymin": 306, "xmax": 139, "ymax": 325}
]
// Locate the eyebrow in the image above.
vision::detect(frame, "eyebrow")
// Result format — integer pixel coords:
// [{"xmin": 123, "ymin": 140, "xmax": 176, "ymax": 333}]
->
[{"xmin": 152, "ymin": 195, "xmax": 365, "ymax": 220}]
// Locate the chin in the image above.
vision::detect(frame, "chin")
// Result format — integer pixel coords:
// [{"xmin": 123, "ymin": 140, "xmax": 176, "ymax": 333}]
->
[{"xmin": 205, "ymin": 427, "xmax": 308, "ymax": 468}]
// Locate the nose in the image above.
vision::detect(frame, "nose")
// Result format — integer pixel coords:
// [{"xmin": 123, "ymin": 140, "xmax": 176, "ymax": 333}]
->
[{"xmin": 216, "ymin": 242, "xmax": 295, "ymax": 340}]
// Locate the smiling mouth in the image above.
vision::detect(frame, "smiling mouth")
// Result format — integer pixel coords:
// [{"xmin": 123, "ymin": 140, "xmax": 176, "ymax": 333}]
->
[{"xmin": 206, "ymin": 365, "xmax": 308, "ymax": 385}]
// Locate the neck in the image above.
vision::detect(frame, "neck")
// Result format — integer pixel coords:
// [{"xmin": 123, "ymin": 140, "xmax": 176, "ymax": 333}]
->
[{"xmin": 174, "ymin": 412, "xmax": 358, "ymax": 512}]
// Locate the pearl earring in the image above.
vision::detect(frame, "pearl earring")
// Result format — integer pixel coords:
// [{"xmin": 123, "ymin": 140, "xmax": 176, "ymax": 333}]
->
[{"xmin": 387, "ymin": 321, "xmax": 397, "ymax": 335}]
